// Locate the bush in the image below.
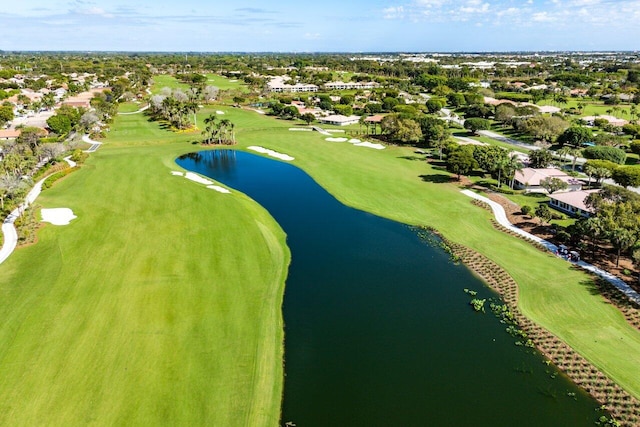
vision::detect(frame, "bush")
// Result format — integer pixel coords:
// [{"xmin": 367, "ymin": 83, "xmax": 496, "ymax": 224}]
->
[
  {"xmin": 42, "ymin": 167, "xmax": 78, "ymax": 190},
  {"xmin": 583, "ymin": 145, "xmax": 627, "ymax": 164},
  {"xmin": 521, "ymin": 205, "xmax": 532, "ymax": 216}
]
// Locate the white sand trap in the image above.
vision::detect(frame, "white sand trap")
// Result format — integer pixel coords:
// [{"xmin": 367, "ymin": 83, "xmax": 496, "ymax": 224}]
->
[
  {"xmin": 348, "ymin": 138, "xmax": 361, "ymax": 143},
  {"xmin": 247, "ymin": 146, "xmax": 295, "ymax": 161},
  {"xmin": 185, "ymin": 172, "xmax": 213, "ymax": 185},
  {"xmin": 289, "ymin": 128, "xmax": 313, "ymax": 132},
  {"xmin": 207, "ymin": 185, "xmax": 231, "ymax": 194},
  {"xmin": 354, "ymin": 142, "xmax": 385, "ymax": 150},
  {"xmin": 326, "ymin": 130, "xmax": 345, "ymax": 133},
  {"xmin": 325, "ymin": 137, "xmax": 348, "ymax": 142},
  {"xmin": 252, "ymin": 109, "xmax": 266, "ymax": 115},
  {"xmin": 229, "ymin": 79, "xmax": 238, "ymax": 82},
  {"xmin": 41, "ymin": 208, "xmax": 77, "ymax": 226},
  {"xmin": 171, "ymin": 171, "xmax": 184, "ymax": 176},
  {"xmin": 215, "ymin": 110, "xmax": 225, "ymax": 115}
]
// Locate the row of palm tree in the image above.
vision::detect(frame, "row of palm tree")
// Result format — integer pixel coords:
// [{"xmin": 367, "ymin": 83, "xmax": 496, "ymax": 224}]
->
[{"xmin": 201, "ymin": 115, "xmax": 236, "ymax": 145}]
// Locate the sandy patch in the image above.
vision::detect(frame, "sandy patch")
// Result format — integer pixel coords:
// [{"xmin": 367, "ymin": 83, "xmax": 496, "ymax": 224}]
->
[
  {"xmin": 207, "ymin": 185, "xmax": 231, "ymax": 194},
  {"xmin": 354, "ymin": 142, "xmax": 385, "ymax": 150},
  {"xmin": 229, "ymin": 79, "xmax": 238, "ymax": 82},
  {"xmin": 325, "ymin": 137, "xmax": 348, "ymax": 142},
  {"xmin": 247, "ymin": 146, "xmax": 295, "ymax": 161},
  {"xmin": 216, "ymin": 110, "xmax": 225, "ymax": 115},
  {"xmin": 326, "ymin": 130, "xmax": 345, "ymax": 133},
  {"xmin": 41, "ymin": 208, "xmax": 77, "ymax": 226},
  {"xmin": 185, "ymin": 172, "xmax": 213, "ymax": 185},
  {"xmin": 252, "ymin": 109, "xmax": 266, "ymax": 115},
  {"xmin": 289, "ymin": 128, "xmax": 313, "ymax": 132},
  {"xmin": 171, "ymin": 171, "xmax": 184, "ymax": 176},
  {"xmin": 348, "ymin": 138, "xmax": 361, "ymax": 143}
]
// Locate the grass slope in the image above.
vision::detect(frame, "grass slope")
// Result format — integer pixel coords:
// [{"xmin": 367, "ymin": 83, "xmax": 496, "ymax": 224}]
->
[
  {"xmin": 0, "ymin": 112, "xmax": 288, "ymax": 425},
  {"xmin": 220, "ymin": 107, "xmax": 640, "ymax": 398}
]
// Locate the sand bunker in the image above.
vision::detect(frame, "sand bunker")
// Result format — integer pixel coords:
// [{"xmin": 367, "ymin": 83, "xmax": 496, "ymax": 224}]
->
[
  {"xmin": 325, "ymin": 137, "xmax": 348, "ymax": 142},
  {"xmin": 207, "ymin": 185, "xmax": 231, "ymax": 194},
  {"xmin": 354, "ymin": 142, "xmax": 385, "ymax": 150},
  {"xmin": 247, "ymin": 146, "xmax": 295, "ymax": 161},
  {"xmin": 348, "ymin": 138, "xmax": 361, "ymax": 143},
  {"xmin": 41, "ymin": 208, "xmax": 77, "ymax": 226},
  {"xmin": 171, "ymin": 171, "xmax": 184, "ymax": 176},
  {"xmin": 216, "ymin": 110, "xmax": 225, "ymax": 115},
  {"xmin": 185, "ymin": 172, "xmax": 214, "ymax": 185},
  {"xmin": 289, "ymin": 128, "xmax": 313, "ymax": 132}
]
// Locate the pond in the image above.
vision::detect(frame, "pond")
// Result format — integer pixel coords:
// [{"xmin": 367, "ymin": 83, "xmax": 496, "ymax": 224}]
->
[{"xmin": 176, "ymin": 150, "xmax": 601, "ymax": 426}]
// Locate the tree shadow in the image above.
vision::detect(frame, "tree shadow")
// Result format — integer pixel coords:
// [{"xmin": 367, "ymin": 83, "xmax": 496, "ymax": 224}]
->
[
  {"xmin": 398, "ymin": 155, "xmax": 426, "ymax": 161},
  {"xmin": 420, "ymin": 174, "xmax": 453, "ymax": 184}
]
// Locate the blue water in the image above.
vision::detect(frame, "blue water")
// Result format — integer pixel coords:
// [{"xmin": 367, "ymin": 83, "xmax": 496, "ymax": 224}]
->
[{"xmin": 177, "ymin": 150, "xmax": 600, "ymax": 426}]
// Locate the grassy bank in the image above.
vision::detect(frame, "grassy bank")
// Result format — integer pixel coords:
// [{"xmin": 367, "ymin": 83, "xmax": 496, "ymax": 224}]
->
[
  {"xmin": 214, "ymin": 107, "xmax": 640, "ymax": 399},
  {"xmin": 0, "ymin": 110, "xmax": 289, "ymax": 425},
  {"xmin": 1, "ymin": 85, "xmax": 640, "ymax": 425}
]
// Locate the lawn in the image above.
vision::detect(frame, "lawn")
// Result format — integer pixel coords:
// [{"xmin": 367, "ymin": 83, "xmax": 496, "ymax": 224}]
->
[
  {"xmin": 205, "ymin": 74, "xmax": 249, "ymax": 92},
  {"xmin": 2, "ymin": 74, "xmax": 640, "ymax": 425},
  {"xmin": 537, "ymin": 99, "xmax": 635, "ymax": 120},
  {"xmin": 151, "ymin": 75, "xmax": 191, "ymax": 93},
  {"xmin": 0, "ymin": 111, "xmax": 289, "ymax": 426},
  {"xmin": 226, "ymin": 108, "xmax": 640, "ymax": 399}
]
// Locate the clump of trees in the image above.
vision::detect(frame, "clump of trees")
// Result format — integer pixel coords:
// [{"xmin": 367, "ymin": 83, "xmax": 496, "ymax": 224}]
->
[
  {"xmin": 201, "ymin": 114, "xmax": 236, "ymax": 145},
  {"xmin": 149, "ymin": 87, "xmax": 199, "ymax": 129}
]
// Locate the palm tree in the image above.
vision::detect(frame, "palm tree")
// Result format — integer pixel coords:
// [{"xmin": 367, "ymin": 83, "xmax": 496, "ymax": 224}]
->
[
  {"xmin": 201, "ymin": 114, "xmax": 217, "ymax": 144},
  {"xmin": 558, "ymin": 146, "xmax": 571, "ymax": 167},
  {"xmin": 569, "ymin": 147, "xmax": 582, "ymax": 172},
  {"xmin": 504, "ymin": 155, "xmax": 524, "ymax": 189}
]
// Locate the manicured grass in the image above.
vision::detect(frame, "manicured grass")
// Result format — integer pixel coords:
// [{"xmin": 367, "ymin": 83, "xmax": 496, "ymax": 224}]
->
[
  {"xmin": 220, "ymin": 108, "xmax": 640, "ymax": 399},
  {"xmin": 205, "ymin": 74, "xmax": 249, "ymax": 92},
  {"xmin": 0, "ymin": 112, "xmax": 289, "ymax": 425},
  {"xmin": 2, "ymin": 92, "xmax": 640, "ymax": 425},
  {"xmin": 537, "ymin": 99, "xmax": 635, "ymax": 120},
  {"xmin": 118, "ymin": 102, "xmax": 145, "ymax": 113},
  {"xmin": 151, "ymin": 75, "xmax": 190, "ymax": 93}
]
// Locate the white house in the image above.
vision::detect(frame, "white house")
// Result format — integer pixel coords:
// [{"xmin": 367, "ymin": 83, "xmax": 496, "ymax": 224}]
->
[
  {"xmin": 549, "ymin": 189, "xmax": 599, "ymax": 218},
  {"xmin": 324, "ymin": 81, "xmax": 380, "ymax": 91},
  {"xmin": 513, "ymin": 168, "xmax": 582, "ymax": 193},
  {"xmin": 318, "ymin": 115, "xmax": 360, "ymax": 126}
]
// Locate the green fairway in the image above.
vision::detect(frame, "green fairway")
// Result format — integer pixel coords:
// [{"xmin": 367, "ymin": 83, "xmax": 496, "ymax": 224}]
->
[
  {"xmin": 205, "ymin": 74, "xmax": 249, "ymax": 92},
  {"xmin": 0, "ymin": 113, "xmax": 288, "ymax": 425},
  {"xmin": 219, "ymin": 108, "xmax": 640, "ymax": 399},
  {"xmin": 2, "ymin": 76, "xmax": 640, "ymax": 425},
  {"xmin": 151, "ymin": 75, "xmax": 191, "ymax": 93}
]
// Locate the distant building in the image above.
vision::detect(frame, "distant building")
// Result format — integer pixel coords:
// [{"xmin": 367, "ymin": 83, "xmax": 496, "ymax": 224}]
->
[
  {"xmin": 318, "ymin": 115, "xmax": 360, "ymax": 126},
  {"xmin": 549, "ymin": 189, "xmax": 599, "ymax": 218},
  {"xmin": 513, "ymin": 168, "xmax": 582, "ymax": 193},
  {"xmin": 0, "ymin": 129, "xmax": 21, "ymax": 140},
  {"xmin": 324, "ymin": 81, "xmax": 380, "ymax": 91},
  {"xmin": 267, "ymin": 77, "xmax": 318, "ymax": 93}
]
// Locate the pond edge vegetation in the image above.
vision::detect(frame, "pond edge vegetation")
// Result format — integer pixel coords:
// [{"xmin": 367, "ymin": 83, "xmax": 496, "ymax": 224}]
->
[{"xmin": 429, "ymin": 224, "xmax": 640, "ymax": 425}]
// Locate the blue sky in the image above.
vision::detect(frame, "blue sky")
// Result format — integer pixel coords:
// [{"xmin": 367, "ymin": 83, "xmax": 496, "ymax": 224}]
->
[{"xmin": 0, "ymin": 0, "xmax": 638, "ymax": 52}]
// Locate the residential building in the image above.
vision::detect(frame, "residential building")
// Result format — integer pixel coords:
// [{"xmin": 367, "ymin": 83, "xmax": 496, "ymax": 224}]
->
[
  {"xmin": 318, "ymin": 115, "xmax": 360, "ymax": 126},
  {"xmin": 324, "ymin": 81, "xmax": 380, "ymax": 91},
  {"xmin": 513, "ymin": 168, "xmax": 582, "ymax": 193},
  {"xmin": 549, "ymin": 189, "xmax": 599, "ymax": 217}
]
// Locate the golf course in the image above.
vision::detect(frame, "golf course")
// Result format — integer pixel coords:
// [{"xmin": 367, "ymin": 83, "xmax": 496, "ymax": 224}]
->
[{"xmin": 0, "ymin": 76, "xmax": 640, "ymax": 425}]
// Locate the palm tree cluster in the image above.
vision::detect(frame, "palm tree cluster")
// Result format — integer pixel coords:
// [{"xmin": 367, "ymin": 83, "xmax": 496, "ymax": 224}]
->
[
  {"xmin": 201, "ymin": 114, "xmax": 236, "ymax": 145},
  {"xmin": 149, "ymin": 88, "xmax": 199, "ymax": 130}
]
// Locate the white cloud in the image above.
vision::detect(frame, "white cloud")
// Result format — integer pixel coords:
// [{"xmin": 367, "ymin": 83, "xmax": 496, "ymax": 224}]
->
[
  {"xmin": 77, "ymin": 7, "xmax": 113, "ymax": 18},
  {"xmin": 303, "ymin": 32, "xmax": 321, "ymax": 40},
  {"xmin": 383, "ymin": 6, "xmax": 405, "ymax": 19}
]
